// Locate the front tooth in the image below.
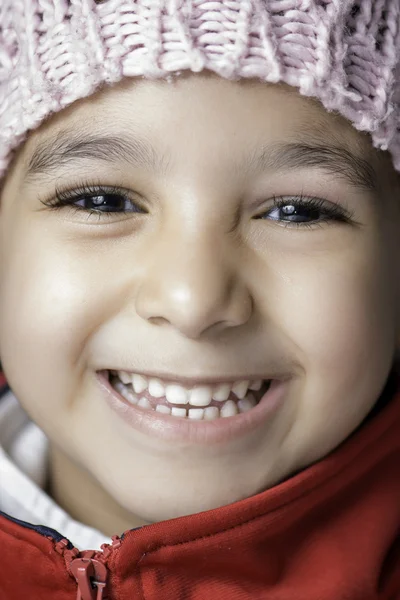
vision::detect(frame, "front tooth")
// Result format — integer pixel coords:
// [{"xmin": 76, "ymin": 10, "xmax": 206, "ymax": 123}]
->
[
  {"xmin": 171, "ymin": 407, "xmax": 187, "ymax": 418},
  {"xmin": 249, "ymin": 380, "xmax": 263, "ymax": 391},
  {"xmin": 190, "ymin": 386, "xmax": 212, "ymax": 407},
  {"xmin": 156, "ymin": 404, "xmax": 171, "ymax": 414},
  {"xmin": 132, "ymin": 374, "xmax": 148, "ymax": 394},
  {"xmin": 165, "ymin": 384, "xmax": 189, "ymax": 405},
  {"xmin": 204, "ymin": 406, "xmax": 220, "ymax": 420},
  {"xmin": 148, "ymin": 378, "xmax": 165, "ymax": 398},
  {"xmin": 188, "ymin": 408, "xmax": 204, "ymax": 420},
  {"xmin": 220, "ymin": 399, "xmax": 238, "ymax": 418},
  {"xmin": 212, "ymin": 384, "xmax": 231, "ymax": 401},
  {"xmin": 118, "ymin": 370, "xmax": 131, "ymax": 385},
  {"xmin": 232, "ymin": 380, "xmax": 250, "ymax": 400},
  {"xmin": 138, "ymin": 397, "xmax": 151, "ymax": 409}
]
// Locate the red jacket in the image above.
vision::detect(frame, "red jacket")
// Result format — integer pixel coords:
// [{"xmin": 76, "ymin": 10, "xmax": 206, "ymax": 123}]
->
[{"xmin": 0, "ymin": 371, "xmax": 399, "ymax": 600}]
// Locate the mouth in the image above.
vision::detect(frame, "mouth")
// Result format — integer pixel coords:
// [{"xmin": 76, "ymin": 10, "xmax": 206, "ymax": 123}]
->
[
  {"xmin": 99, "ymin": 369, "xmax": 287, "ymax": 444},
  {"xmin": 106, "ymin": 370, "xmax": 271, "ymax": 420}
]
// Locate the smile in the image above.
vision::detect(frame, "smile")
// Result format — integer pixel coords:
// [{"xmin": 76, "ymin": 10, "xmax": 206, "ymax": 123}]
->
[
  {"xmin": 99, "ymin": 370, "xmax": 287, "ymax": 444},
  {"xmin": 107, "ymin": 370, "xmax": 270, "ymax": 420}
]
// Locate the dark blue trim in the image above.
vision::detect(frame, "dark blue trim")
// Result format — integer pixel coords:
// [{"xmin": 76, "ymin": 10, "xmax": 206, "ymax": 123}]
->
[
  {"xmin": 0, "ymin": 384, "xmax": 10, "ymax": 400},
  {"xmin": 0, "ymin": 509, "xmax": 75, "ymax": 548},
  {"xmin": 0, "ymin": 509, "xmax": 131, "ymax": 545}
]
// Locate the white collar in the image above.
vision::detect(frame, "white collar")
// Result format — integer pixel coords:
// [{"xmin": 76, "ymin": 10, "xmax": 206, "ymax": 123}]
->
[{"xmin": 0, "ymin": 390, "xmax": 112, "ymax": 550}]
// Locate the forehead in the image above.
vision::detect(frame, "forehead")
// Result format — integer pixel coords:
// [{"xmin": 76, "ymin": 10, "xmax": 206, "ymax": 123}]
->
[
  {"xmin": 25, "ymin": 73, "xmax": 370, "ymax": 148},
  {"xmin": 15, "ymin": 72, "xmax": 382, "ymax": 195}
]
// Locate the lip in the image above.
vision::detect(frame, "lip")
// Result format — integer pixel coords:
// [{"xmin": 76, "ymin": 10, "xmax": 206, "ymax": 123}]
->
[{"xmin": 97, "ymin": 371, "xmax": 288, "ymax": 444}]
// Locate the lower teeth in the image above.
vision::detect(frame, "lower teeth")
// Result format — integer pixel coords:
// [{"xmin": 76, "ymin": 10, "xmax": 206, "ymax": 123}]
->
[{"xmin": 111, "ymin": 377, "xmax": 267, "ymax": 421}]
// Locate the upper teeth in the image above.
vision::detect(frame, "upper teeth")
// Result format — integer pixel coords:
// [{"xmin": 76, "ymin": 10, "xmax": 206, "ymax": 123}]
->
[{"xmin": 116, "ymin": 371, "xmax": 264, "ymax": 406}]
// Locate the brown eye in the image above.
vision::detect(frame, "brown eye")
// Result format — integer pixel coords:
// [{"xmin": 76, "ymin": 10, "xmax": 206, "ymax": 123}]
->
[
  {"xmin": 254, "ymin": 195, "xmax": 353, "ymax": 229},
  {"xmin": 267, "ymin": 202, "xmax": 323, "ymax": 223},
  {"xmin": 76, "ymin": 194, "xmax": 134, "ymax": 212},
  {"xmin": 40, "ymin": 184, "xmax": 147, "ymax": 217}
]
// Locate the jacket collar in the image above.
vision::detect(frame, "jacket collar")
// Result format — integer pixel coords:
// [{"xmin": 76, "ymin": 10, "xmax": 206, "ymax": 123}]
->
[{"xmin": 0, "ymin": 367, "xmax": 399, "ymax": 598}]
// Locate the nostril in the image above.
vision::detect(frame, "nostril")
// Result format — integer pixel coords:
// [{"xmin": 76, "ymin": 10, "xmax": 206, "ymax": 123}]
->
[{"xmin": 148, "ymin": 316, "xmax": 170, "ymax": 327}]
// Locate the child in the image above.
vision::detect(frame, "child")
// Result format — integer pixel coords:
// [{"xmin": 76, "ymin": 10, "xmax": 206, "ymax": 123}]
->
[{"xmin": 0, "ymin": 1, "xmax": 399, "ymax": 598}]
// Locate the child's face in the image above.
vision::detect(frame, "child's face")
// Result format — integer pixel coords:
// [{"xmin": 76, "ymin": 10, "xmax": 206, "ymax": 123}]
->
[{"xmin": 1, "ymin": 73, "xmax": 399, "ymax": 526}]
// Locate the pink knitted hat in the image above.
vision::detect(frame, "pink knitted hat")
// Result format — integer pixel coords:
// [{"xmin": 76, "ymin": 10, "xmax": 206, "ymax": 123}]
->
[{"xmin": 1, "ymin": 0, "xmax": 400, "ymax": 179}]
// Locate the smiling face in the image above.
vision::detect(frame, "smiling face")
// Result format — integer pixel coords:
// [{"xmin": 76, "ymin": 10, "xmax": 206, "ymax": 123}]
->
[{"xmin": 0, "ymin": 73, "xmax": 399, "ymax": 534}]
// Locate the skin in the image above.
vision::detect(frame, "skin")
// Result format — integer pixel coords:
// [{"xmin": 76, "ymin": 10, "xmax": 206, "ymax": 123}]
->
[{"xmin": 0, "ymin": 73, "xmax": 399, "ymax": 537}]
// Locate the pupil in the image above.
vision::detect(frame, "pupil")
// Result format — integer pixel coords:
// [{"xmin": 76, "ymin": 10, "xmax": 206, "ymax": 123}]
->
[
  {"xmin": 92, "ymin": 196, "xmax": 106, "ymax": 206},
  {"xmin": 85, "ymin": 194, "xmax": 124, "ymax": 211},
  {"xmin": 280, "ymin": 204, "xmax": 320, "ymax": 222},
  {"xmin": 282, "ymin": 205, "xmax": 296, "ymax": 215}
]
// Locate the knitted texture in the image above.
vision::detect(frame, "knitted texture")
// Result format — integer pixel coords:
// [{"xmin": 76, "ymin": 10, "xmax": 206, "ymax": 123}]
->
[{"xmin": 1, "ymin": 0, "xmax": 400, "ymax": 178}]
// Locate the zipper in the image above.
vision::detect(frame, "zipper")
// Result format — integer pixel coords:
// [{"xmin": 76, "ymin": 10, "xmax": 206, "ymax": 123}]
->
[{"xmin": 55, "ymin": 535, "xmax": 122, "ymax": 600}]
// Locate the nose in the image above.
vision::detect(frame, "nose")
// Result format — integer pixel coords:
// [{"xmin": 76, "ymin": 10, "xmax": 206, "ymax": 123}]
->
[{"xmin": 134, "ymin": 233, "xmax": 253, "ymax": 339}]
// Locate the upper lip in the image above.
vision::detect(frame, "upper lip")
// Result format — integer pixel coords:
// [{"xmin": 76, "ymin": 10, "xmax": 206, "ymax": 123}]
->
[{"xmin": 104, "ymin": 369, "xmax": 289, "ymax": 386}]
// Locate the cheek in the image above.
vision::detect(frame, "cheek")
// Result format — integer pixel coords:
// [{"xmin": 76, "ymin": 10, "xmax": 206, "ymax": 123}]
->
[
  {"xmin": 0, "ymin": 224, "xmax": 113, "ymax": 418},
  {"xmin": 258, "ymin": 233, "xmax": 395, "ymax": 385}
]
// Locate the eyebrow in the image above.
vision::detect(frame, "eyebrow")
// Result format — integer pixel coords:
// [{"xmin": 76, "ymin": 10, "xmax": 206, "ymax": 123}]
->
[
  {"xmin": 248, "ymin": 142, "xmax": 378, "ymax": 193},
  {"xmin": 25, "ymin": 130, "xmax": 378, "ymax": 194},
  {"xmin": 25, "ymin": 130, "xmax": 170, "ymax": 179}
]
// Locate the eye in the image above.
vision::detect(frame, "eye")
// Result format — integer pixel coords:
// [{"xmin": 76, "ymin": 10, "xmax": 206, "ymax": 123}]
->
[
  {"xmin": 73, "ymin": 193, "xmax": 138, "ymax": 213},
  {"xmin": 40, "ymin": 183, "xmax": 146, "ymax": 217},
  {"xmin": 255, "ymin": 195, "xmax": 353, "ymax": 228}
]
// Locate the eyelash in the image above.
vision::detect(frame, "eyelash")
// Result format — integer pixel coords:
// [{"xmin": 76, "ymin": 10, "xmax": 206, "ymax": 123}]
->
[
  {"xmin": 39, "ymin": 183, "xmax": 354, "ymax": 229},
  {"xmin": 40, "ymin": 183, "xmax": 146, "ymax": 220},
  {"xmin": 261, "ymin": 195, "xmax": 353, "ymax": 229}
]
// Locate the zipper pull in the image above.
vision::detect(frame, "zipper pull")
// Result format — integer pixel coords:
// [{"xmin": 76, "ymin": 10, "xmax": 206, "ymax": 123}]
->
[
  {"xmin": 56, "ymin": 535, "xmax": 121, "ymax": 600},
  {"xmin": 71, "ymin": 556, "xmax": 108, "ymax": 600}
]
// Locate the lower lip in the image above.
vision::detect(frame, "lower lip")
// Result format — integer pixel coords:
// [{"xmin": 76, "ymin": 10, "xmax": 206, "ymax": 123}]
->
[{"xmin": 98, "ymin": 372, "xmax": 288, "ymax": 444}]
